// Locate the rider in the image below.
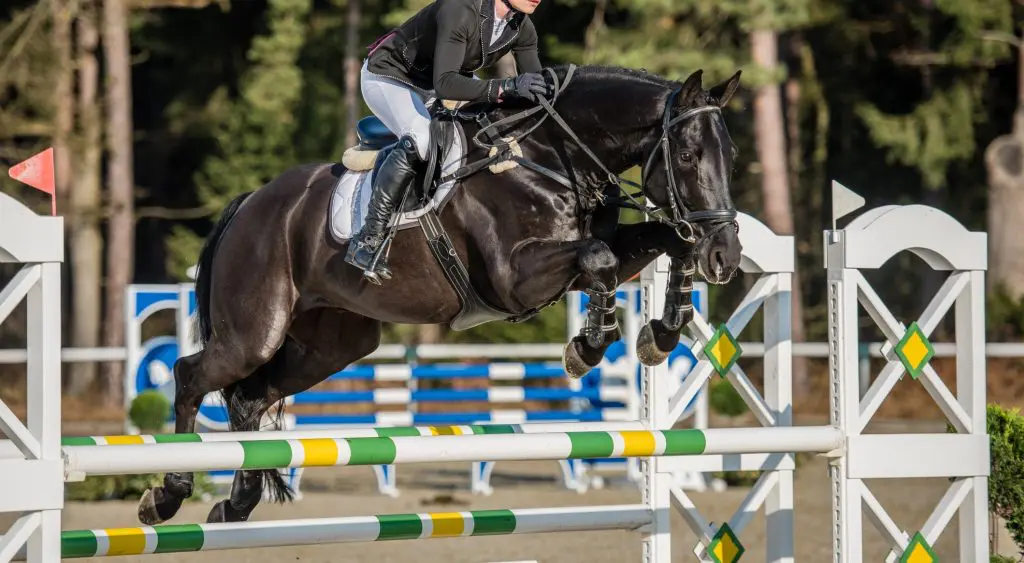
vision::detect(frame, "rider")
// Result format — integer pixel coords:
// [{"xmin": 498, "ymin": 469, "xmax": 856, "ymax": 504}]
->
[{"xmin": 346, "ymin": 0, "xmax": 552, "ymax": 284}]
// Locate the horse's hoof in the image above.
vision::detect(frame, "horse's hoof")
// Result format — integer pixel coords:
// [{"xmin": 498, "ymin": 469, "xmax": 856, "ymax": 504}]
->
[
  {"xmin": 206, "ymin": 500, "xmax": 227, "ymax": 523},
  {"xmin": 207, "ymin": 499, "xmax": 253, "ymax": 523},
  {"xmin": 636, "ymin": 324, "xmax": 670, "ymax": 366},
  {"xmin": 205, "ymin": 499, "xmax": 240, "ymax": 523},
  {"xmin": 137, "ymin": 489, "xmax": 166, "ymax": 526},
  {"xmin": 562, "ymin": 341, "xmax": 593, "ymax": 379},
  {"xmin": 138, "ymin": 484, "xmax": 187, "ymax": 525}
]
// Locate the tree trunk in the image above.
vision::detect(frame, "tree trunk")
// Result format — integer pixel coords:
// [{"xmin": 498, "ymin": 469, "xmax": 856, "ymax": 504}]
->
[
  {"xmin": 343, "ymin": 0, "xmax": 361, "ymax": 148},
  {"xmin": 66, "ymin": 0, "xmax": 105, "ymax": 397},
  {"xmin": 51, "ymin": 0, "xmax": 75, "ymax": 207},
  {"xmin": 583, "ymin": 0, "xmax": 607, "ymax": 63},
  {"xmin": 751, "ymin": 28, "xmax": 809, "ymax": 398},
  {"xmin": 785, "ymin": 33, "xmax": 803, "ymax": 187},
  {"xmin": 100, "ymin": 0, "xmax": 136, "ymax": 407},
  {"xmin": 52, "ymin": 0, "xmax": 90, "ymax": 391},
  {"xmin": 986, "ymin": 32, "xmax": 1024, "ymax": 299}
]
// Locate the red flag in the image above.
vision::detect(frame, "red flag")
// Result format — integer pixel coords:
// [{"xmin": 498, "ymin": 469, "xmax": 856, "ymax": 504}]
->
[{"xmin": 8, "ymin": 147, "xmax": 57, "ymax": 215}]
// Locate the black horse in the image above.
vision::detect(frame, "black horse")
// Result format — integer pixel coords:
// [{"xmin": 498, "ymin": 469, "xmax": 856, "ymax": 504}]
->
[{"xmin": 137, "ymin": 64, "xmax": 744, "ymax": 525}]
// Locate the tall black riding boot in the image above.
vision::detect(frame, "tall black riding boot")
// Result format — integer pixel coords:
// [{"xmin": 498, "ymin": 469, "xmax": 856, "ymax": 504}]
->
[{"xmin": 344, "ymin": 134, "xmax": 422, "ymax": 284}]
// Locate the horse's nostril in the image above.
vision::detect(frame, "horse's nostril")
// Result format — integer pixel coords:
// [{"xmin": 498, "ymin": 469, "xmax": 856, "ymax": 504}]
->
[{"xmin": 711, "ymin": 249, "xmax": 726, "ymax": 272}]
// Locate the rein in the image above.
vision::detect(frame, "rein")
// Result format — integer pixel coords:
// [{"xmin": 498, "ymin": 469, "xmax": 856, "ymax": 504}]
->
[{"xmin": 439, "ymin": 64, "xmax": 738, "ymax": 246}]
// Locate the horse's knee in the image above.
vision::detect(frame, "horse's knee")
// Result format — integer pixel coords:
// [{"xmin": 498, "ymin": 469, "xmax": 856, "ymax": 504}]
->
[{"xmin": 576, "ymin": 240, "xmax": 618, "ymax": 287}]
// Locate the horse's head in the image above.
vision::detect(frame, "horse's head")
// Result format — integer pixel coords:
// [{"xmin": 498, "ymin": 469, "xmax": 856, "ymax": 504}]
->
[{"xmin": 641, "ymin": 69, "xmax": 743, "ymax": 285}]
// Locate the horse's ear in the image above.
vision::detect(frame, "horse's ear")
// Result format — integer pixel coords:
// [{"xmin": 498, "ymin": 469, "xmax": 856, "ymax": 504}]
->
[
  {"xmin": 709, "ymin": 70, "xmax": 742, "ymax": 107},
  {"xmin": 678, "ymin": 69, "xmax": 704, "ymax": 104}
]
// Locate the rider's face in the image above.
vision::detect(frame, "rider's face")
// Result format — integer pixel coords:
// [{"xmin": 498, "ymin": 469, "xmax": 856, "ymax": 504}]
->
[{"xmin": 507, "ymin": 0, "xmax": 541, "ymax": 14}]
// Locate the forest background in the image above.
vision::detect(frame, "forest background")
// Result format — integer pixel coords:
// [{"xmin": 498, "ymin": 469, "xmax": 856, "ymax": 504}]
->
[{"xmin": 3, "ymin": 0, "xmax": 1024, "ymax": 411}]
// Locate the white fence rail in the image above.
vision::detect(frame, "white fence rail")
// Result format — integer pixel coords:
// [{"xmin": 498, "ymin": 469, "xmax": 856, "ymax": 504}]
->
[{"xmin": 4, "ymin": 341, "xmax": 1023, "ymax": 361}]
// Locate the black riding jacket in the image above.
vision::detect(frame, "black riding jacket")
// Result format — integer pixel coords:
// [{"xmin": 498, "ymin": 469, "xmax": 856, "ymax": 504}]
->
[{"xmin": 366, "ymin": 0, "xmax": 542, "ymax": 104}]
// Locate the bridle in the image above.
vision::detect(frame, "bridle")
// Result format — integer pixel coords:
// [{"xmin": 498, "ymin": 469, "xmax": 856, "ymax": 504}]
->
[
  {"xmin": 638, "ymin": 88, "xmax": 739, "ymax": 245},
  {"xmin": 447, "ymin": 64, "xmax": 739, "ymax": 247}
]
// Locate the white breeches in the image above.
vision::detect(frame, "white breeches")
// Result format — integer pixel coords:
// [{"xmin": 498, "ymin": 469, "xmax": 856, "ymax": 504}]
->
[{"xmin": 360, "ymin": 59, "xmax": 432, "ymax": 160}]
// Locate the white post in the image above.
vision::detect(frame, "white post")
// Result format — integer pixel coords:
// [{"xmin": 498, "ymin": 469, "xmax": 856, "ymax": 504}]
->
[
  {"xmin": 25, "ymin": 262, "xmax": 62, "ymax": 563},
  {"xmin": 123, "ymin": 285, "xmax": 140, "ymax": 423},
  {"xmin": 177, "ymin": 283, "xmax": 198, "ymax": 357},
  {"xmin": 640, "ymin": 255, "xmax": 672, "ymax": 563},
  {"xmin": 826, "ymin": 229, "xmax": 864, "ymax": 563},
  {"xmin": 955, "ymin": 269, "xmax": 988, "ymax": 561},
  {"xmin": 764, "ymin": 271, "xmax": 794, "ymax": 563}
]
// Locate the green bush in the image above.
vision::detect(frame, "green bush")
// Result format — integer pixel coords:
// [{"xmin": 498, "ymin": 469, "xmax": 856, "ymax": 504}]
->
[
  {"xmin": 988, "ymin": 403, "xmax": 1024, "ymax": 557},
  {"xmin": 129, "ymin": 390, "xmax": 171, "ymax": 433},
  {"xmin": 990, "ymin": 555, "xmax": 1017, "ymax": 563},
  {"xmin": 709, "ymin": 378, "xmax": 747, "ymax": 418},
  {"xmin": 712, "ymin": 470, "xmax": 760, "ymax": 487},
  {"xmin": 66, "ymin": 472, "xmax": 216, "ymax": 502}
]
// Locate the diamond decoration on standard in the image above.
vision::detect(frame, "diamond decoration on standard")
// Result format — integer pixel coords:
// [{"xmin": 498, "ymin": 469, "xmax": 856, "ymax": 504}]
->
[
  {"xmin": 894, "ymin": 322, "xmax": 935, "ymax": 380},
  {"xmin": 706, "ymin": 522, "xmax": 744, "ymax": 563},
  {"xmin": 703, "ymin": 323, "xmax": 742, "ymax": 377},
  {"xmin": 899, "ymin": 531, "xmax": 938, "ymax": 563}
]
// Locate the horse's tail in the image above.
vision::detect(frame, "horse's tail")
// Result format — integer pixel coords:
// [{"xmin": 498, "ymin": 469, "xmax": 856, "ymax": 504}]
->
[
  {"xmin": 192, "ymin": 192, "xmax": 253, "ymax": 346},
  {"xmin": 222, "ymin": 372, "xmax": 295, "ymax": 504}
]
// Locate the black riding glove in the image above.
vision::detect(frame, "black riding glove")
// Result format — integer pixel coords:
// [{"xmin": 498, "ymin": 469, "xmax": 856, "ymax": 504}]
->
[{"xmin": 498, "ymin": 73, "xmax": 552, "ymax": 103}]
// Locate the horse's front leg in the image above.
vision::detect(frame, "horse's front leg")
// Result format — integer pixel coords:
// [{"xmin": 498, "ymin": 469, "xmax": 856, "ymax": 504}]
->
[
  {"xmin": 608, "ymin": 222, "xmax": 697, "ymax": 366},
  {"xmin": 636, "ymin": 255, "xmax": 696, "ymax": 365},
  {"xmin": 508, "ymin": 238, "xmax": 621, "ymax": 379}
]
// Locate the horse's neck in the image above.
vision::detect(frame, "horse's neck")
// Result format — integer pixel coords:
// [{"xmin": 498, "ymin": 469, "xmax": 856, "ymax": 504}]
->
[{"xmin": 530, "ymin": 76, "xmax": 668, "ymax": 174}]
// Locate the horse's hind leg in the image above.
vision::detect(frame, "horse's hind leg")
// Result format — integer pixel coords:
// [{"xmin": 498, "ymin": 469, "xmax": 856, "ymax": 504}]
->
[
  {"xmin": 205, "ymin": 309, "xmax": 383, "ymax": 523},
  {"xmin": 137, "ymin": 304, "xmax": 294, "ymax": 525},
  {"xmin": 509, "ymin": 239, "xmax": 621, "ymax": 378}
]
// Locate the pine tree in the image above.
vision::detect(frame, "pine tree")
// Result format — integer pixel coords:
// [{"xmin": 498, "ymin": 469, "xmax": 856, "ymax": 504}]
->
[
  {"xmin": 166, "ymin": 0, "xmax": 313, "ymax": 276},
  {"xmin": 855, "ymin": 0, "xmax": 1015, "ymax": 192}
]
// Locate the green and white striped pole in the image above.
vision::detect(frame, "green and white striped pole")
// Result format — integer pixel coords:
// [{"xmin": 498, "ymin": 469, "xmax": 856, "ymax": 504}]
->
[
  {"xmin": 58, "ymin": 421, "xmax": 648, "ymax": 447},
  {"xmin": 13, "ymin": 505, "xmax": 651, "ymax": 559},
  {"xmin": 62, "ymin": 427, "xmax": 843, "ymax": 477}
]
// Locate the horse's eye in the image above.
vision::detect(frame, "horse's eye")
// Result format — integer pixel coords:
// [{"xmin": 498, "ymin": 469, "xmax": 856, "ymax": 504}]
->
[{"xmin": 680, "ymin": 151, "xmax": 694, "ymax": 163}]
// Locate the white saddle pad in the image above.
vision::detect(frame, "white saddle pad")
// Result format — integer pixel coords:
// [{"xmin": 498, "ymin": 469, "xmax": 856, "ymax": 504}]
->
[{"xmin": 329, "ymin": 128, "xmax": 466, "ymax": 241}]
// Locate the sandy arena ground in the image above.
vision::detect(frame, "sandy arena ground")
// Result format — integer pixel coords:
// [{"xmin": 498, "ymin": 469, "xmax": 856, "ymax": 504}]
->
[{"xmin": 40, "ymin": 451, "xmax": 1012, "ymax": 563}]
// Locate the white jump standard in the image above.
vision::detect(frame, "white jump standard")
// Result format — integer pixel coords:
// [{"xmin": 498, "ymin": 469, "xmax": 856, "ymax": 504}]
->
[{"xmin": 0, "ymin": 189, "xmax": 64, "ymax": 563}]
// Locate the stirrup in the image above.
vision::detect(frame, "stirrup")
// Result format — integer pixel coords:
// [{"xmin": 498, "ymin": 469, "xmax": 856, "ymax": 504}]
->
[
  {"xmin": 363, "ymin": 241, "xmax": 392, "ymax": 285},
  {"xmin": 344, "ymin": 230, "xmax": 394, "ymax": 285}
]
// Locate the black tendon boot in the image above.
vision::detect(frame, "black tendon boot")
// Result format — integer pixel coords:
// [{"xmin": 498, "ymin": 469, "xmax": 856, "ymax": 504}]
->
[{"xmin": 344, "ymin": 135, "xmax": 423, "ymax": 284}]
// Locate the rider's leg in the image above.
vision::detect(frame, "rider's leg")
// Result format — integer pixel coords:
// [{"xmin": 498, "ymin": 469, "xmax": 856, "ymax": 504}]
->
[
  {"xmin": 344, "ymin": 134, "xmax": 423, "ymax": 283},
  {"xmin": 358, "ymin": 60, "xmax": 431, "ymax": 159},
  {"xmin": 346, "ymin": 61, "xmax": 431, "ymax": 283}
]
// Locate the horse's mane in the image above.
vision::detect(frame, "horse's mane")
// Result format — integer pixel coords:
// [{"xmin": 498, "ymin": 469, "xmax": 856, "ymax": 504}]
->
[
  {"xmin": 550, "ymin": 63, "xmax": 679, "ymax": 89},
  {"xmin": 483, "ymin": 63, "xmax": 679, "ymax": 117}
]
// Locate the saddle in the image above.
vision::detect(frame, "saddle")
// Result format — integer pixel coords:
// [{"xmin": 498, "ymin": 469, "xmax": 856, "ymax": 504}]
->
[
  {"xmin": 342, "ymin": 110, "xmax": 522, "ymax": 213},
  {"xmin": 337, "ymin": 105, "xmax": 534, "ymax": 331}
]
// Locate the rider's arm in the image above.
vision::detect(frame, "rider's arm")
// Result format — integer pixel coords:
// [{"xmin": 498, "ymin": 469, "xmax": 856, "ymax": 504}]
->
[
  {"xmin": 433, "ymin": 0, "xmax": 499, "ymax": 102},
  {"xmin": 512, "ymin": 18, "xmax": 542, "ymax": 74}
]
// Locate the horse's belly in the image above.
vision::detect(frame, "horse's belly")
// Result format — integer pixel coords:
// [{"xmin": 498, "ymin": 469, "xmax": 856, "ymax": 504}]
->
[{"xmin": 322, "ymin": 227, "xmax": 466, "ymax": 325}]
